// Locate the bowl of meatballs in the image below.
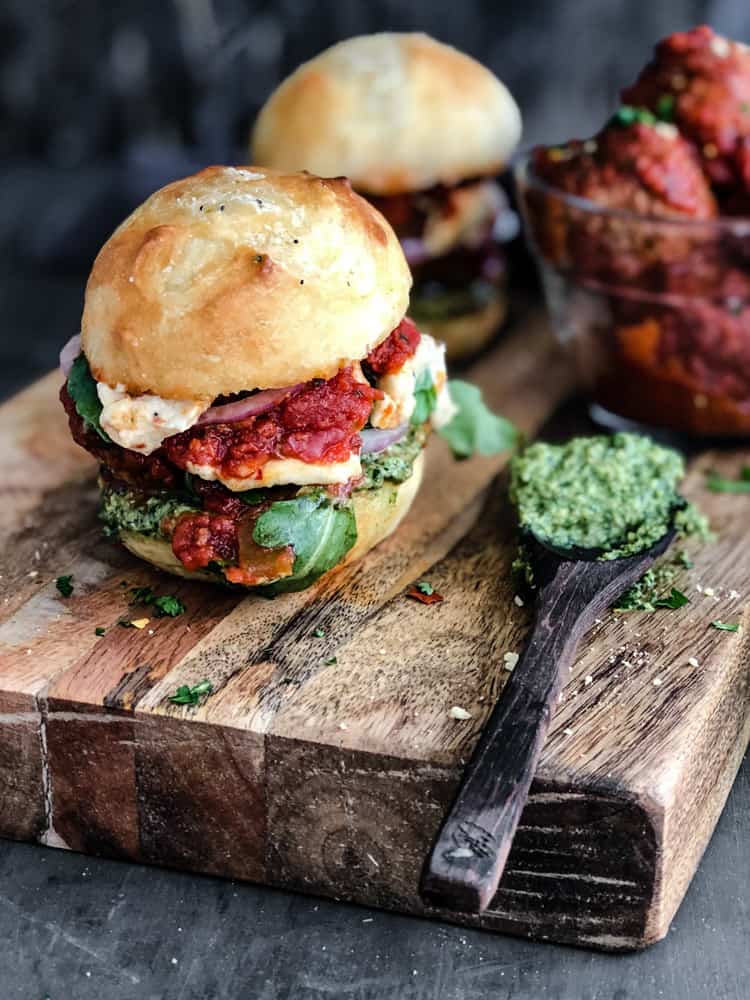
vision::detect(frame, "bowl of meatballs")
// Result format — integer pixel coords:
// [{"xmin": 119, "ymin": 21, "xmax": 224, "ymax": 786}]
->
[{"xmin": 517, "ymin": 25, "xmax": 750, "ymax": 437}]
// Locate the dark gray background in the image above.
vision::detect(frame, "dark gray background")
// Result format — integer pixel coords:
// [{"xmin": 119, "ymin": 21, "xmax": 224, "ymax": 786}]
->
[{"xmin": 1, "ymin": 2, "xmax": 749, "ymax": 997}]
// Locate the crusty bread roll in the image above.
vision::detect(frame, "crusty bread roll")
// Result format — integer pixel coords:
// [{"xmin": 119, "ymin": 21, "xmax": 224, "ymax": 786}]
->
[
  {"xmin": 251, "ymin": 33, "xmax": 522, "ymax": 196},
  {"xmin": 81, "ymin": 166, "xmax": 411, "ymax": 399},
  {"xmin": 119, "ymin": 453, "xmax": 424, "ymax": 589}
]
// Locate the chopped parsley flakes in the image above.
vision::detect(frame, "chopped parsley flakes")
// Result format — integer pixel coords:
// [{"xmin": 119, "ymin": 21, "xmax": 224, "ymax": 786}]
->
[
  {"xmin": 169, "ymin": 680, "xmax": 214, "ymax": 706},
  {"xmin": 55, "ymin": 575, "xmax": 74, "ymax": 597},
  {"xmin": 653, "ymin": 587, "xmax": 690, "ymax": 610},
  {"xmin": 129, "ymin": 586, "xmax": 186, "ymax": 618},
  {"xmin": 711, "ymin": 620, "xmax": 740, "ymax": 632},
  {"xmin": 705, "ymin": 467, "xmax": 750, "ymax": 493}
]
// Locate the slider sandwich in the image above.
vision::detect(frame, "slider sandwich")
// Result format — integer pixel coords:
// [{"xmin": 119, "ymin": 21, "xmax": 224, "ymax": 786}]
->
[
  {"xmin": 251, "ymin": 33, "xmax": 522, "ymax": 361},
  {"xmin": 60, "ymin": 166, "xmax": 492, "ymax": 593}
]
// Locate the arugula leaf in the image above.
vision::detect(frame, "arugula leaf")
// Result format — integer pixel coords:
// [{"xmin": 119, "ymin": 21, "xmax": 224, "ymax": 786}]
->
[
  {"xmin": 411, "ymin": 369, "xmax": 438, "ymax": 426},
  {"xmin": 169, "ymin": 679, "xmax": 213, "ymax": 706},
  {"xmin": 129, "ymin": 586, "xmax": 186, "ymax": 618},
  {"xmin": 55, "ymin": 575, "xmax": 74, "ymax": 597},
  {"xmin": 253, "ymin": 492, "xmax": 357, "ymax": 595},
  {"xmin": 438, "ymin": 380, "xmax": 518, "ymax": 459},
  {"xmin": 653, "ymin": 587, "xmax": 690, "ymax": 610},
  {"xmin": 66, "ymin": 355, "xmax": 111, "ymax": 442},
  {"xmin": 711, "ymin": 620, "xmax": 740, "ymax": 632},
  {"xmin": 705, "ymin": 468, "xmax": 750, "ymax": 493}
]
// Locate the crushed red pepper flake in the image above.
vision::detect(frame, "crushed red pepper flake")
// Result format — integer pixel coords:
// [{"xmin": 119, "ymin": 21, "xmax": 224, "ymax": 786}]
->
[{"xmin": 406, "ymin": 585, "xmax": 444, "ymax": 605}]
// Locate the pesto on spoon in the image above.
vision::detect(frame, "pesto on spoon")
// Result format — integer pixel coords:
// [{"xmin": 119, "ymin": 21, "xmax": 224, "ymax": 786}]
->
[
  {"xmin": 423, "ymin": 431, "xmax": 689, "ymax": 915},
  {"xmin": 509, "ymin": 432, "xmax": 685, "ymax": 560}
]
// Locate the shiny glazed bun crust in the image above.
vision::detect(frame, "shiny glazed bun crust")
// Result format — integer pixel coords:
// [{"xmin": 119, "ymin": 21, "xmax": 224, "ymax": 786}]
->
[
  {"xmin": 81, "ymin": 166, "xmax": 411, "ymax": 399},
  {"xmin": 118, "ymin": 453, "xmax": 424, "ymax": 588},
  {"xmin": 251, "ymin": 33, "xmax": 522, "ymax": 196}
]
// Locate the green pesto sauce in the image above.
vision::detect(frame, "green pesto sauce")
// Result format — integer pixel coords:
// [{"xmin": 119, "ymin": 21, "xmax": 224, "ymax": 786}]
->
[
  {"xmin": 358, "ymin": 426, "xmax": 427, "ymax": 491},
  {"xmin": 509, "ymin": 433, "xmax": 685, "ymax": 560},
  {"xmin": 99, "ymin": 486, "xmax": 198, "ymax": 539}
]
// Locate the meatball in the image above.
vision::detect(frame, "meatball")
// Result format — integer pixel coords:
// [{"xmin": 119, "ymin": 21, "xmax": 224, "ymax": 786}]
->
[
  {"xmin": 528, "ymin": 113, "xmax": 716, "ymax": 286},
  {"xmin": 622, "ymin": 25, "xmax": 750, "ymax": 203}
]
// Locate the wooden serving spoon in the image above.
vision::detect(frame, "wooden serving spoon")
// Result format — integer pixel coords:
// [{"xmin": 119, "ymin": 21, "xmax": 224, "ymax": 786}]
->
[{"xmin": 420, "ymin": 523, "xmax": 677, "ymax": 914}]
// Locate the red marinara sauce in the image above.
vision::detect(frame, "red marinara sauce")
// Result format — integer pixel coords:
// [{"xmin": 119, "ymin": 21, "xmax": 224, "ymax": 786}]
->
[
  {"xmin": 164, "ymin": 366, "xmax": 382, "ymax": 481},
  {"xmin": 366, "ymin": 317, "xmax": 421, "ymax": 375}
]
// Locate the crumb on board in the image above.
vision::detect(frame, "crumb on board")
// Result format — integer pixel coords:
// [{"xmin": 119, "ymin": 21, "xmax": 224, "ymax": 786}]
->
[
  {"xmin": 503, "ymin": 651, "xmax": 519, "ymax": 672},
  {"xmin": 449, "ymin": 706, "xmax": 472, "ymax": 721}
]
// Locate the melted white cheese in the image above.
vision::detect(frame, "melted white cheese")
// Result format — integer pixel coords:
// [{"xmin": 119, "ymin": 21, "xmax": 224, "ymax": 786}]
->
[
  {"xmin": 186, "ymin": 454, "xmax": 362, "ymax": 492},
  {"xmin": 421, "ymin": 181, "xmax": 507, "ymax": 257},
  {"xmin": 370, "ymin": 332, "xmax": 456, "ymax": 431},
  {"xmin": 97, "ymin": 383, "xmax": 210, "ymax": 455}
]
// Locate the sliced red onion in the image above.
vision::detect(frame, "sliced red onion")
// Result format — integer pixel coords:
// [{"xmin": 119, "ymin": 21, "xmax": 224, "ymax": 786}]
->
[
  {"xmin": 360, "ymin": 423, "xmax": 408, "ymax": 454},
  {"xmin": 198, "ymin": 384, "xmax": 302, "ymax": 425},
  {"xmin": 59, "ymin": 334, "xmax": 81, "ymax": 376},
  {"xmin": 400, "ymin": 237, "xmax": 429, "ymax": 266}
]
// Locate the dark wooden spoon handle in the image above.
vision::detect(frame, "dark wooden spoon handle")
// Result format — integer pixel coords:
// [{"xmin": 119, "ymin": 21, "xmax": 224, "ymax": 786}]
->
[{"xmin": 420, "ymin": 532, "xmax": 675, "ymax": 914}]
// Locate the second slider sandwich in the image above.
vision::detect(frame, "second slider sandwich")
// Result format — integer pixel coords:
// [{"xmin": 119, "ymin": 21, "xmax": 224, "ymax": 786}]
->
[
  {"xmin": 59, "ymin": 166, "xmax": 466, "ymax": 593},
  {"xmin": 251, "ymin": 33, "xmax": 522, "ymax": 360}
]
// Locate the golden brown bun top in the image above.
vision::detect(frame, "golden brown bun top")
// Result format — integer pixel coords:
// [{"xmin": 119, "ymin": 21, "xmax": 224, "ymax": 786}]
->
[
  {"xmin": 81, "ymin": 166, "xmax": 411, "ymax": 399},
  {"xmin": 251, "ymin": 33, "xmax": 522, "ymax": 196}
]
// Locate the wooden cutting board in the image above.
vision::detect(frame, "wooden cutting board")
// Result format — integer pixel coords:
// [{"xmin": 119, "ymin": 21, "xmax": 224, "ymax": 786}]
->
[{"xmin": 1, "ymin": 311, "xmax": 749, "ymax": 951}]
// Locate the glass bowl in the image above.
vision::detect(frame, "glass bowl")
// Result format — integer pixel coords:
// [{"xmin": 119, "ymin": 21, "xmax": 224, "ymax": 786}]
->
[{"xmin": 515, "ymin": 155, "xmax": 750, "ymax": 438}]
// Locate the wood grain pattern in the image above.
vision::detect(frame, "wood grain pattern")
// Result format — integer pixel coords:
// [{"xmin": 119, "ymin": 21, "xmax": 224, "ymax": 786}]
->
[
  {"xmin": 422, "ymin": 529, "xmax": 676, "ymax": 914},
  {"xmin": 0, "ymin": 312, "xmax": 748, "ymax": 951}
]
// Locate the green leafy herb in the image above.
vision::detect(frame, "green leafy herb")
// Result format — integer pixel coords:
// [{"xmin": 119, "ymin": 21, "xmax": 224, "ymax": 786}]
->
[
  {"xmin": 411, "ymin": 369, "xmax": 438, "ymax": 426},
  {"xmin": 705, "ymin": 467, "xmax": 750, "ymax": 493},
  {"xmin": 711, "ymin": 620, "xmax": 740, "ymax": 632},
  {"xmin": 415, "ymin": 580, "xmax": 435, "ymax": 595},
  {"xmin": 613, "ymin": 105, "xmax": 658, "ymax": 128},
  {"xmin": 129, "ymin": 586, "xmax": 185, "ymax": 618},
  {"xmin": 324, "ymin": 656, "xmax": 338, "ymax": 666},
  {"xmin": 439, "ymin": 380, "xmax": 518, "ymax": 459},
  {"xmin": 653, "ymin": 587, "xmax": 690, "ymax": 610},
  {"xmin": 614, "ymin": 548, "xmax": 697, "ymax": 612},
  {"xmin": 55, "ymin": 575, "xmax": 74, "ymax": 597},
  {"xmin": 312, "ymin": 627, "xmax": 326, "ymax": 638},
  {"xmin": 168, "ymin": 679, "xmax": 213, "ymax": 706},
  {"xmin": 656, "ymin": 94, "xmax": 675, "ymax": 121},
  {"xmin": 118, "ymin": 618, "xmax": 135, "ymax": 628},
  {"xmin": 95, "ymin": 626, "xmax": 106, "ymax": 637},
  {"xmin": 253, "ymin": 491, "xmax": 357, "ymax": 595},
  {"xmin": 66, "ymin": 354, "xmax": 111, "ymax": 442}
]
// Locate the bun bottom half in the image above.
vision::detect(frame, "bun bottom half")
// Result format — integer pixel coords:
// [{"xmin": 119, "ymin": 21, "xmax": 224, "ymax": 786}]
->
[
  {"xmin": 119, "ymin": 453, "xmax": 424, "ymax": 591},
  {"xmin": 411, "ymin": 291, "xmax": 507, "ymax": 362}
]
